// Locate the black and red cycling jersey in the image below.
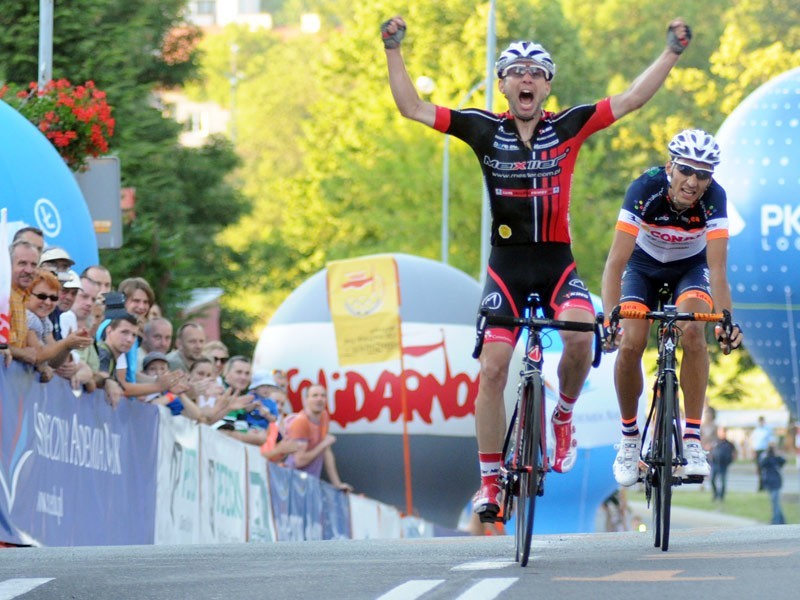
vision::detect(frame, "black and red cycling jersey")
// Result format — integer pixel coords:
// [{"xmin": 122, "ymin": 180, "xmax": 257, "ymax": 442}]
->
[{"xmin": 433, "ymin": 97, "xmax": 616, "ymax": 245}]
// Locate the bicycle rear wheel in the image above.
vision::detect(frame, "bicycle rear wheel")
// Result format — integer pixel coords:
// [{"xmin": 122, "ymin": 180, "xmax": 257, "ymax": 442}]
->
[
  {"xmin": 515, "ymin": 375, "xmax": 543, "ymax": 567},
  {"xmin": 655, "ymin": 372, "xmax": 676, "ymax": 551}
]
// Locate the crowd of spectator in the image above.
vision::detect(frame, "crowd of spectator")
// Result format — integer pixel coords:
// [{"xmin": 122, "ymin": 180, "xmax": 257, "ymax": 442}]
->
[{"xmin": 3, "ymin": 226, "xmax": 351, "ymax": 492}]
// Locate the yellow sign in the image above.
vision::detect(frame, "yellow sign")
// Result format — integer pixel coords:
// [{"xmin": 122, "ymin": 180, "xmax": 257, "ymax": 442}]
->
[{"xmin": 327, "ymin": 255, "xmax": 401, "ymax": 366}]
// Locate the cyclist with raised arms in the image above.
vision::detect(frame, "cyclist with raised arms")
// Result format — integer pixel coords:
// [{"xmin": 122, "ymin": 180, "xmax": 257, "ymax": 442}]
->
[
  {"xmin": 382, "ymin": 15, "xmax": 693, "ymax": 520},
  {"xmin": 601, "ymin": 129, "xmax": 743, "ymax": 487}
]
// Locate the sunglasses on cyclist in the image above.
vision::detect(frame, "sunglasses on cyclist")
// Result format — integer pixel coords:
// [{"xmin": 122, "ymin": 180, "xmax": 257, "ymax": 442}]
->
[
  {"xmin": 32, "ymin": 292, "xmax": 59, "ymax": 302},
  {"xmin": 501, "ymin": 64, "xmax": 546, "ymax": 79},
  {"xmin": 672, "ymin": 161, "xmax": 713, "ymax": 181}
]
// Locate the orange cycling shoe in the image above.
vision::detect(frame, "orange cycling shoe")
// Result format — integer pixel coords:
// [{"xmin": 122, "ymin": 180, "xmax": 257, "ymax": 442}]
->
[{"xmin": 551, "ymin": 413, "xmax": 578, "ymax": 473}]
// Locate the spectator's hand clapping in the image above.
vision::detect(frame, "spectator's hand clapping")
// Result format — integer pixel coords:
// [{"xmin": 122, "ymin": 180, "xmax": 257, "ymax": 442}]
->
[
  {"xmin": 65, "ymin": 328, "xmax": 94, "ymax": 351},
  {"xmin": 157, "ymin": 370, "xmax": 185, "ymax": 394}
]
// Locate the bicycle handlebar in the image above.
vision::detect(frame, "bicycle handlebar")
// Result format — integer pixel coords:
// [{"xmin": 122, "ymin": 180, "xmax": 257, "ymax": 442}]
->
[
  {"xmin": 617, "ymin": 308, "xmax": 726, "ymax": 322},
  {"xmin": 472, "ymin": 309, "xmax": 605, "ymax": 368},
  {"xmin": 607, "ymin": 305, "xmax": 736, "ymax": 354}
]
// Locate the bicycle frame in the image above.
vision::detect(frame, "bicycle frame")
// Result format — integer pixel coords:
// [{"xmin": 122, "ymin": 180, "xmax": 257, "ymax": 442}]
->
[
  {"xmin": 614, "ymin": 301, "xmax": 730, "ymax": 551},
  {"xmin": 473, "ymin": 294, "xmax": 603, "ymax": 566}
]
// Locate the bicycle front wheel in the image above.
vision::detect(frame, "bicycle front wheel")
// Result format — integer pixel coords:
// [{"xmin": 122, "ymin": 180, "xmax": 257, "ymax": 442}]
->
[
  {"xmin": 656, "ymin": 372, "xmax": 677, "ymax": 551},
  {"xmin": 515, "ymin": 374, "xmax": 544, "ymax": 567}
]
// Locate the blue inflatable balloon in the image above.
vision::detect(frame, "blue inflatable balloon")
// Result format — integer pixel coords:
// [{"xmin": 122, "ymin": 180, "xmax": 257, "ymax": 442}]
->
[
  {"xmin": 0, "ymin": 101, "xmax": 98, "ymax": 271},
  {"xmin": 715, "ymin": 66, "xmax": 800, "ymax": 414}
]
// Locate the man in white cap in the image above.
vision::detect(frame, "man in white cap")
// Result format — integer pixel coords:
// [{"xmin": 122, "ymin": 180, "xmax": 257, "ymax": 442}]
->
[
  {"xmin": 52, "ymin": 270, "xmax": 83, "ymax": 341},
  {"xmin": 39, "ymin": 246, "xmax": 75, "ymax": 275}
]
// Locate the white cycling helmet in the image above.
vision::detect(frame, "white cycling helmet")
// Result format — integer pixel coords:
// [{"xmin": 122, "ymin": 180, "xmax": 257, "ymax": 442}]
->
[
  {"xmin": 495, "ymin": 41, "xmax": 556, "ymax": 81},
  {"xmin": 668, "ymin": 129, "xmax": 721, "ymax": 166}
]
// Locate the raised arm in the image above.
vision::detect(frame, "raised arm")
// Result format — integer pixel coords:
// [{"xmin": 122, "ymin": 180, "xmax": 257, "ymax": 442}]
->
[
  {"xmin": 382, "ymin": 16, "xmax": 436, "ymax": 127},
  {"xmin": 609, "ymin": 18, "xmax": 691, "ymax": 120}
]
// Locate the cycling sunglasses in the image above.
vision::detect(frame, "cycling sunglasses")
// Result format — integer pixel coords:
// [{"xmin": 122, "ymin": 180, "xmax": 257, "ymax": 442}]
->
[
  {"xmin": 672, "ymin": 160, "xmax": 713, "ymax": 181},
  {"xmin": 501, "ymin": 64, "xmax": 547, "ymax": 79}
]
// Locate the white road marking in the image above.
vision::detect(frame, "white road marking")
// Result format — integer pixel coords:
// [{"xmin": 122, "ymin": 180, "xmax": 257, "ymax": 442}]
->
[
  {"xmin": 0, "ymin": 578, "xmax": 54, "ymax": 599},
  {"xmin": 454, "ymin": 578, "xmax": 518, "ymax": 600},
  {"xmin": 376, "ymin": 579, "xmax": 445, "ymax": 600},
  {"xmin": 451, "ymin": 559, "xmax": 516, "ymax": 571}
]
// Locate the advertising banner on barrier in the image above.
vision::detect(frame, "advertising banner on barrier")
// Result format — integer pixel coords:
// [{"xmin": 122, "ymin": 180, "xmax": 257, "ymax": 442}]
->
[
  {"xmin": 199, "ymin": 426, "xmax": 246, "ymax": 543},
  {"xmin": 268, "ymin": 463, "xmax": 323, "ymax": 541},
  {"xmin": 0, "ymin": 363, "xmax": 158, "ymax": 546},
  {"xmin": 154, "ymin": 408, "xmax": 200, "ymax": 544},
  {"xmin": 245, "ymin": 445, "xmax": 276, "ymax": 543}
]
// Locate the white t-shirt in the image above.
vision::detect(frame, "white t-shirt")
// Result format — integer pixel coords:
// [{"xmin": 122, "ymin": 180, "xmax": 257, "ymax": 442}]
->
[{"xmin": 59, "ymin": 310, "xmax": 78, "ymax": 338}]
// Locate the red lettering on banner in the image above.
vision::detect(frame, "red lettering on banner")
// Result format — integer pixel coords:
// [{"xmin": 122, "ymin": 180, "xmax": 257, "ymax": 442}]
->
[{"xmin": 285, "ymin": 350, "xmax": 479, "ymax": 427}]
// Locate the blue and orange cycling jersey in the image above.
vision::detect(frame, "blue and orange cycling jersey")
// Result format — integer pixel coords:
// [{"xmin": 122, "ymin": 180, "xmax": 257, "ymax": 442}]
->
[
  {"xmin": 433, "ymin": 98, "xmax": 615, "ymax": 245},
  {"xmin": 616, "ymin": 166, "xmax": 728, "ymax": 263}
]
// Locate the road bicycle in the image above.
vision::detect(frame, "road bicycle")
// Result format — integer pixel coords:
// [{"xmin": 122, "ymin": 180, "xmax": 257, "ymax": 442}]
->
[
  {"xmin": 473, "ymin": 294, "xmax": 604, "ymax": 566},
  {"xmin": 607, "ymin": 288, "xmax": 733, "ymax": 551}
]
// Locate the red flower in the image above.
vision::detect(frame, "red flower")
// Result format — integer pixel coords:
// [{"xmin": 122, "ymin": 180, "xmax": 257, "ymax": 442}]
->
[{"xmin": 1, "ymin": 78, "xmax": 115, "ymax": 171}]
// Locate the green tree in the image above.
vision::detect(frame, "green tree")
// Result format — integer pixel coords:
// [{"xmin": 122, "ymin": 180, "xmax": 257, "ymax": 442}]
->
[{"xmin": 0, "ymin": 0, "xmax": 250, "ymax": 352}]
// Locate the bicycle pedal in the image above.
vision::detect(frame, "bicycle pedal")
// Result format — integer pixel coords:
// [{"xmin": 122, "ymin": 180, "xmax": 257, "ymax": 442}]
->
[
  {"xmin": 478, "ymin": 510, "xmax": 502, "ymax": 524},
  {"xmin": 681, "ymin": 475, "xmax": 704, "ymax": 484}
]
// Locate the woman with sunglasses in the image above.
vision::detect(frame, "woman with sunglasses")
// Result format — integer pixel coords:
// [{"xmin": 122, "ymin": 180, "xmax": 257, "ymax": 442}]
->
[
  {"xmin": 601, "ymin": 129, "xmax": 744, "ymax": 487},
  {"xmin": 24, "ymin": 269, "xmax": 94, "ymax": 383}
]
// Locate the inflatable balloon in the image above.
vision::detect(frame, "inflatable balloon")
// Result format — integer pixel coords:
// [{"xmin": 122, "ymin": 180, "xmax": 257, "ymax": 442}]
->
[
  {"xmin": 254, "ymin": 253, "xmax": 631, "ymax": 531},
  {"xmin": 0, "ymin": 101, "xmax": 98, "ymax": 270},
  {"xmin": 715, "ymin": 67, "xmax": 800, "ymax": 414}
]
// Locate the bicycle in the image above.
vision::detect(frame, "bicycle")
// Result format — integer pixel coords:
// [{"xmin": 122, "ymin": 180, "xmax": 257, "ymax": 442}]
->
[
  {"xmin": 473, "ymin": 294, "xmax": 604, "ymax": 566},
  {"xmin": 607, "ymin": 287, "xmax": 734, "ymax": 551}
]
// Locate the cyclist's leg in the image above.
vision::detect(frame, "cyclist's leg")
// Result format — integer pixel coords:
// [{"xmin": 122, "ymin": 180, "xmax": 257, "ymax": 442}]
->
[
  {"xmin": 548, "ymin": 254, "xmax": 594, "ymax": 473},
  {"xmin": 612, "ymin": 262, "xmax": 655, "ymax": 484},
  {"xmin": 473, "ymin": 254, "xmax": 521, "ymax": 516},
  {"xmin": 675, "ymin": 264, "xmax": 713, "ymax": 476}
]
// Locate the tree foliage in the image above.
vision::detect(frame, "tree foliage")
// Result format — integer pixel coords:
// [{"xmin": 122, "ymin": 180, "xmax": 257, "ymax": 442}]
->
[{"xmin": 0, "ymin": 0, "xmax": 250, "ymax": 352}]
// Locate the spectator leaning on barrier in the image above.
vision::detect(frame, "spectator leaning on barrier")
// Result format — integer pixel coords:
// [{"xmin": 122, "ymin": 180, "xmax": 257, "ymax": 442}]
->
[
  {"xmin": 12, "ymin": 226, "xmax": 44, "ymax": 254},
  {"xmin": 223, "ymin": 355, "xmax": 252, "ymax": 394},
  {"xmin": 24, "ymin": 269, "xmax": 93, "ymax": 383},
  {"xmin": 284, "ymin": 384, "xmax": 353, "ymax": 492},
  {"xmin": 166, "ymin": 321, "xmax": 207, "ymax": 373},
  {"xmin": 139, "ymin": 351, "xmax": 212, "ymax": 424},
  {"xmin": 8, "ymin": 239, "xmax": 40, "ymax": 365},
  {"xmin": 138, "ymin": 316, "xmax": 174, "ymax": 372},
  {"xmin": 71, "ymin": 276, "xmax": 101, "ymax": 381},
  {"xmin": 82, "ymin": 264, "xmax": 113, "ymax": 331},
  {"xmin": 55, "ymin": 270, "xmax": 83, "ymax": 339},
  {"xmin": 97, "ymin": 295, "xmax": 183, "ymax": 405},
  {"xmin": 202, "ymin": 340, "xmax": 229, "ymax": 385}
]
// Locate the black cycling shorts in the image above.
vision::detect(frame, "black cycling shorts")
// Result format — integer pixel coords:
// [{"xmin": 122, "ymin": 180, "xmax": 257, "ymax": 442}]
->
[
  {"xmin": 478, "ymin": 243, "xmax": 594, "ymax": 346},
  {"xmin": 620, "ymin": 250, "xmax": 712, "ymax": 311}
]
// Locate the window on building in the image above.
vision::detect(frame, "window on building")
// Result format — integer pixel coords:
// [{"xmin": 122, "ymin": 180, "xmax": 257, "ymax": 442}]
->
[
  {"xmin": 238, "ymin": 0, "xmax": 262, "ymax": 14},
  {"xmin": 193, "ymin": 1, "xmax": 216, "ymax": 16}
]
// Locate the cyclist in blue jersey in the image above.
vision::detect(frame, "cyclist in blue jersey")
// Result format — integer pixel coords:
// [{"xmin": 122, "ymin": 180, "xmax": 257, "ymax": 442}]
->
[
  {"xmin": 601, "ymin": 129, "xmax": 743, "ymax": 487},
  {"xmin": 382, "ymin": 15, "xmax": 693, "ymax": 519}
]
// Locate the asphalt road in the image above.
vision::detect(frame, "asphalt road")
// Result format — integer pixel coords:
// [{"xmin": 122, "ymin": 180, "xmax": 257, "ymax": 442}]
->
[{"xmin": 1, "ymin": 524, "xmax": 799, "ymax": 600}]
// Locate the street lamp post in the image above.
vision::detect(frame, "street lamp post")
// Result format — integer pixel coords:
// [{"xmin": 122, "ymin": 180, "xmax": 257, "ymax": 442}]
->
[
  {"xmin": 38, "ymin": 0, "xmax": 54, "ymax": 87},
  {"xmin": 479, "ymin": 0, "xmax": 497, "ymax": 282},
  {"xmin": 441, "ymin": 80, "xmax": 485, "ymax": 264}
]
